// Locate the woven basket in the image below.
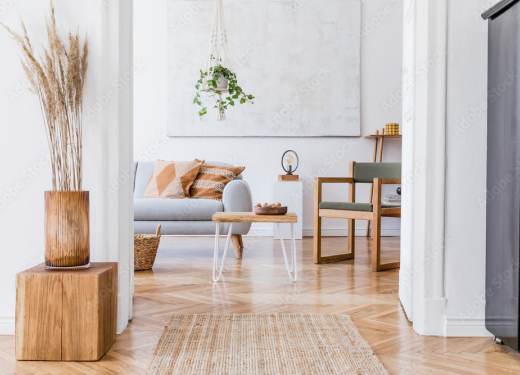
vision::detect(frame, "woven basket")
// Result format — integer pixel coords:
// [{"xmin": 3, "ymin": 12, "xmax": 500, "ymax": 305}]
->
[{"xmin": 134, "ymin": 225, "xmax": 161, "ymax": 271}]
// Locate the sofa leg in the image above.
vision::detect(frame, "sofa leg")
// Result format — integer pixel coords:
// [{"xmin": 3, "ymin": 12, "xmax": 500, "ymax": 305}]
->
[
  {"xmin": 231, "ymin": 235, "xmax": 242, "ymax": 259},
  {"xmin": 238, "ymin": 235, "xmax": 244, "ymax": 249}
]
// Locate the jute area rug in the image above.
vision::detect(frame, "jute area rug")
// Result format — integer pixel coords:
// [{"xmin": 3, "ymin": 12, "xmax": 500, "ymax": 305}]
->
[{"xmin": 146, "ymin": 314, "xmax": 389, "ymax": 375}]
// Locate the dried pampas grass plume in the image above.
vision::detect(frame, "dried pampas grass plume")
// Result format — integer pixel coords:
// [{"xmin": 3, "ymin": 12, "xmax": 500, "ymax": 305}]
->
[{"xmin": 1, "ymin": 0, "xmax": 89, "ymax": 191}]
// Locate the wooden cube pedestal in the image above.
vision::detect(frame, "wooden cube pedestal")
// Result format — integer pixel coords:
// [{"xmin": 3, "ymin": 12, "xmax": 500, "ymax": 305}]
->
[{"xmin": 16, "ymin": 262, "xmax": 118, "ymax": 361}]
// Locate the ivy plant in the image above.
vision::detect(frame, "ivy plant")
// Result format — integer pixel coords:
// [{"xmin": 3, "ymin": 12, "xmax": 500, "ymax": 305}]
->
[{"xmin": 194, "ymin": 56, "xmax": 255, "ymax": 119}]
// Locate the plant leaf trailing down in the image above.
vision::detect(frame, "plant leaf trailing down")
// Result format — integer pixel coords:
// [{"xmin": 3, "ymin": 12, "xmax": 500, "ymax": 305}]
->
[{"xmin": 194, "ymin": 56, "xmax": 255, "ymax": 119}]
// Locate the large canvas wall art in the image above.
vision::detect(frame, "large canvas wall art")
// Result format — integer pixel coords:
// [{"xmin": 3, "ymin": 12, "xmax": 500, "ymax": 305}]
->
[{"xmin": 167, "ymin": 0, "xmax": 361, "ymax": 137}]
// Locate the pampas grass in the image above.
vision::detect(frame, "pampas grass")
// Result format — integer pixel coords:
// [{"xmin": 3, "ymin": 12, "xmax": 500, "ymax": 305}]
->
[{"xmin": 2, "ymin": 0, "xmax": 88, "ymax": 191}]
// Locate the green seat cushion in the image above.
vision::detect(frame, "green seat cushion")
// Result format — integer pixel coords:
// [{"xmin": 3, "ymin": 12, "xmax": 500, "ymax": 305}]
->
[{"xmin": 319, "ymin": 202, "xmax": 401, "ymax": 211}]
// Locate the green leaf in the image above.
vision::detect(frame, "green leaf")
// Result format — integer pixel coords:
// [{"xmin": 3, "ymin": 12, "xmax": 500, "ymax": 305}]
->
[
  {"xmin": 240, "ymin": 98, "xmax": 246, "ymax": 104},
  {"xmin": 229, "ymin": 100, "xmax": 235, "ymax": 106},
  {"xmin": 199, "ymin": 107, "xmax": 207, "ymax": 117},
  {"xmin": 247, "ymin": 95, "xmax": 255, "ymax": 100}
]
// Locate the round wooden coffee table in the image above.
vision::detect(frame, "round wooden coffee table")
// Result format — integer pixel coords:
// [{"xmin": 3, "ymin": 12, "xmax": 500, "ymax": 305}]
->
[{"xmin": 212, "ymin": 212, "xmax": 298, "ymax": 282}]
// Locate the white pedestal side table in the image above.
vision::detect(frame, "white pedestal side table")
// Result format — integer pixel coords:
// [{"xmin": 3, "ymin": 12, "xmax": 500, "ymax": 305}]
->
[
  {"xmin": 212, "ymin": 212, "xmax": 298, "ymax": 283},
  {"xmin": 273, "ymin": 181, "xmax": 303, "ymax": 240}
]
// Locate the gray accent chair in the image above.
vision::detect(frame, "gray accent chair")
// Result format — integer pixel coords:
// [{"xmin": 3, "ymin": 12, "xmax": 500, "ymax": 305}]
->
[{"xmin": 133, "ymin": 161, "xmax": 252, "ymax": 258}]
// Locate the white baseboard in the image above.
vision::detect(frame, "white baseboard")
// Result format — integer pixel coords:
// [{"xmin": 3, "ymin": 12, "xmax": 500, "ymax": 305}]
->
[
  {"xmin": 0, "ymin": 317, "xmax": 15, "ymax": 335},
  {"xmin": 445, "ymin": 316, "xmax": 493, "ymax": 337}
]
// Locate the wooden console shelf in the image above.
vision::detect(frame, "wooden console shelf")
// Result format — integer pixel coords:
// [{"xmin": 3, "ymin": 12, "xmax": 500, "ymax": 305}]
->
[
  {"xmin": 364, "ymin": 134, "xmax": 402, "ymax": 139},
  {"xmin": 16, "ymin": 262, "xmax": 118, "ymax": 361}
]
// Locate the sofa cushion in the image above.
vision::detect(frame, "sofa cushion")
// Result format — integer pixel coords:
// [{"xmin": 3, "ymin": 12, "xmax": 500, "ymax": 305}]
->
[
  {"xmin": 134, "ymin": 198, "xmax": 223, "ymax": 221},
  {"xmin": 142, "ymin": 160, "xmax": 203, "ymax": 199},
  {"xmin": 134, "ymin": 161, "xmax": 242, "ymax": 200},
  {"xmin": 190, "ymin": 163, "xmax": 245, "ymax": 202}
]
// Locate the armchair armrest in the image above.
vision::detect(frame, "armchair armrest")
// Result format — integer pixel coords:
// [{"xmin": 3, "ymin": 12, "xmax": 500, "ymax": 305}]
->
[
  {"xmin": 314, "ymin": 177, "xmax": 355, "ymax": 206},
  {"xmin": 222, "ymin": 180, "xmax": 253, "ymax": 235}
]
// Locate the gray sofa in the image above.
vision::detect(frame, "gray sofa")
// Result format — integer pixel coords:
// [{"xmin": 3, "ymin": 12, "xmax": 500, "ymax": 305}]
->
[{"xmin": 133, "ymin": 161, "xmax": 253, "ymax": 257}]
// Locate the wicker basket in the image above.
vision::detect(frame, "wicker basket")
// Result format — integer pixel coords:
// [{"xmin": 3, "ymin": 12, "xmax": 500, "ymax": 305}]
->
[{"xmin": 134, "ymin": 225, "xmax": 161, "ymax": 271}]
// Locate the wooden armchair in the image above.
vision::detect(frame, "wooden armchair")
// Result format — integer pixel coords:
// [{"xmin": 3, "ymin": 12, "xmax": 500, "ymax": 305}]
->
[{"xmin": 314, "ymin": 161, "xmax": 401, "ymax": 272}]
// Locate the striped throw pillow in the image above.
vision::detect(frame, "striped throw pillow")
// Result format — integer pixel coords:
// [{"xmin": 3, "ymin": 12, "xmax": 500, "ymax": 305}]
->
[
  {"xmin": 190, "ymin": 163, "xmax": 245, "ymax": 201},
  {"xmin": 143, "ymin": 160, "xmax": 203, "ymax": 199}
]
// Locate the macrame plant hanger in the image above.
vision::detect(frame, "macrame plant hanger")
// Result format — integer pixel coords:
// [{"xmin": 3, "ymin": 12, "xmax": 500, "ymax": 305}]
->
[{"xmin": 203, "ymin": 0, "xmax": 232, "ymax": 121}]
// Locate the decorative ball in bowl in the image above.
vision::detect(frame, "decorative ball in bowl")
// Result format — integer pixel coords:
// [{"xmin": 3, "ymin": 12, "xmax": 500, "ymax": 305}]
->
[{"xmin": 254, "ymin": 203, "xmax": 288, "ymax": 215}]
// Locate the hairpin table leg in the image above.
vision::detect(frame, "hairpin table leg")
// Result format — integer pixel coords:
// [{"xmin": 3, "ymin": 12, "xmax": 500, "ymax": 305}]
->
[
  {"xmin": 276, "ymin": 223, "xmax": 297, "ymax": 282},
  {"xmin": 213, "ymin": 222, "xmax": 234, "ymax": 282}
]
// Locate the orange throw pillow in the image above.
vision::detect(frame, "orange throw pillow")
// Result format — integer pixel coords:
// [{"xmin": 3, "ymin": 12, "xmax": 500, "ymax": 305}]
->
[
  {"xmin": 190, "ymin": 163, "xmax": 245, "ymax": 201},
  {"xmin": 143, "ymin": 160, "xmax": 203, "ymax": 199}
]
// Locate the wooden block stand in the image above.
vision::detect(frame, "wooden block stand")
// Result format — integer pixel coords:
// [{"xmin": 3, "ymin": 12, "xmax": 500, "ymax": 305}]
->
[{"xmin": 16, "ymin": 263, "xmax": 117, "ymax": 361}]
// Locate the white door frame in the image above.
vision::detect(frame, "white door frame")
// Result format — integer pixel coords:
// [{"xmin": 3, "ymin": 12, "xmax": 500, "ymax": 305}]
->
[
  {"xmin": 399, "ymin": 0, "xmax": 415, "ymax": 321},
  {"xmin": 400, "ymin": 0, "xmax": 448, "ymax": 336},
  {"xmin": 105, "ymin": 0, "xmax": 134, "ymax": 334}
]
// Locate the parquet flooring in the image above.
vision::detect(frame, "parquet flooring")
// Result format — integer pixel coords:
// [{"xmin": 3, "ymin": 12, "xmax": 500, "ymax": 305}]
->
[{"xmin": 1, "ymin": 236, "xmax": 520, "ymax": 374}]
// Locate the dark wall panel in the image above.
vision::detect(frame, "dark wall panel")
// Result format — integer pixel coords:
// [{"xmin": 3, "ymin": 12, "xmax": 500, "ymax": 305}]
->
[{"xmin": 485, "ymin": 0, "xmax": 520, "ymax": 351}]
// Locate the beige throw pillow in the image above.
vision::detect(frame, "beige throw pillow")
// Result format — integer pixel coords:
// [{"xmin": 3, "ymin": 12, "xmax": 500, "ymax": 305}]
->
[
  {"xmin": 190, "ymin": 163, "xmax": 245, "ymax": 201},
  {"xmin": 143, "ymin": 160, "xmax": 203, "ymax": 199}
]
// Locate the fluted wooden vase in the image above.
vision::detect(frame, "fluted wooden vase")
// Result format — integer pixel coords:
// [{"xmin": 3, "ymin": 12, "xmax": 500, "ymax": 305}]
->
[{"xmin": 44, "ymin": 191, "xmax": 90, "ymax": 270}]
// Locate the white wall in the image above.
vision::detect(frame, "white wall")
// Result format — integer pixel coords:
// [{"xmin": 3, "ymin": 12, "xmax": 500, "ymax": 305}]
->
[
  {"xmin": 444, "ymin": 0, "xmax": 493, "ymax": 336},
  {"xmin": 134, "ymin": 0, "xmax": 403, "ymax": 236},
  {"xmin": 0, "ymin": 0, "xmax": 133, "ymax": 335}
]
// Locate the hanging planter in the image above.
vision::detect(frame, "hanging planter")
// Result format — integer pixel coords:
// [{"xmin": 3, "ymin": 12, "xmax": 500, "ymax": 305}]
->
[{"xmin": 193, "ymin": 0, "xmax": 255, "ymax": 121}]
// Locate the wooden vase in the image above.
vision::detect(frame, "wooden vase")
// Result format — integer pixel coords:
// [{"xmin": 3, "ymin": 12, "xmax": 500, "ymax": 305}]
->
[{"xmin": 44, "ymin": 191, "xmax": 90, "ymax": 270}]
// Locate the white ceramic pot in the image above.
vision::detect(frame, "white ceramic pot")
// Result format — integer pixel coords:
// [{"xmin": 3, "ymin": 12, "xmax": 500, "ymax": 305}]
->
[{"xmin": 216, "ymin": 76, "xmax": 229, "ymax": 89}]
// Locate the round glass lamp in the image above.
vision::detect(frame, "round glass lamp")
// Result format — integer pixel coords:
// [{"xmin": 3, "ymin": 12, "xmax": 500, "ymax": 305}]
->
[{"xmin": 282, "ymin": 150, "xmax": 299, "ymax": 175}]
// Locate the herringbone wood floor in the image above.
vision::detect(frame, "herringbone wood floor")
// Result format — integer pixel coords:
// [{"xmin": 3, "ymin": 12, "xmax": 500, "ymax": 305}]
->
[{"xmin": 2, "ymin": 236, "xmax": 520, "ymax": 374}]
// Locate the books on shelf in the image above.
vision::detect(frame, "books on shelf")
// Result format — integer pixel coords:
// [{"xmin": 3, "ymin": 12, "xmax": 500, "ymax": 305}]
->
[{"xmin": 383, "ymin": 194, "xmax": 401, "ymax": 205}]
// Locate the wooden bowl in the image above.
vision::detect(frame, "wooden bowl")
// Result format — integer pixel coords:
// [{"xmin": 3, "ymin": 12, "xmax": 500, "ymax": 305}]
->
[{"xmin": 254, "ymin": 206, "xmax": 288, "ymax": 215}]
